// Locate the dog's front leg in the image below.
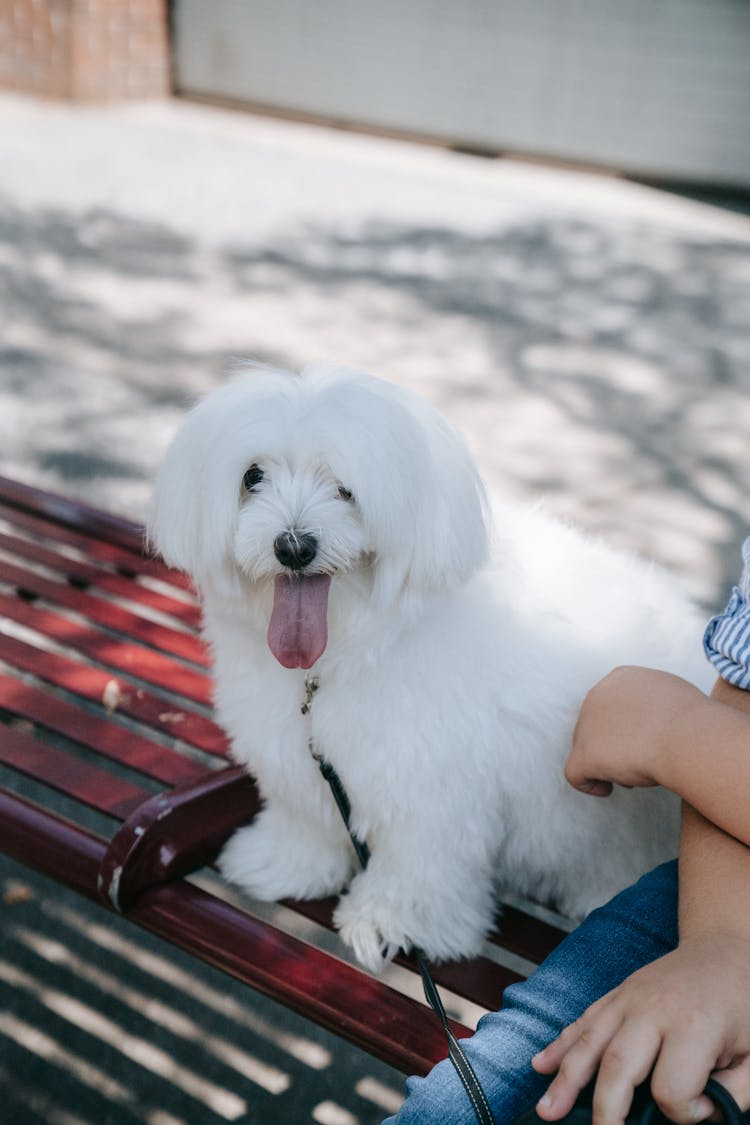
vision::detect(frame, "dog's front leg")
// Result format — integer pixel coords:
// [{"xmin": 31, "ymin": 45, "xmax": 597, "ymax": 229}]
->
[
  {"xmin": 218, "ymin": 801, "xmax": 357, "ymax": 902},
  {"xmin": 333, "ymin": 835, "xmax": 496, "ymax": 974}
]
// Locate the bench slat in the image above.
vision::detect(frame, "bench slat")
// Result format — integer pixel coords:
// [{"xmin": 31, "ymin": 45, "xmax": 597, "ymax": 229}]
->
[
  {"xmin": 0, "ymin": 476, "xmax": 147, "ymax": 556},
  {"xmin": 0, "ymin": 496, "xmax": 192, "ymax": 591},
  {"xmin": 0, "ymin": 724, "xmax": 149, "ymax": 818},
  {"xmin": 492, "ymin": 906, "xmax": 568, "ymax": 964},
  {"xmin": 286, "ymin": 896, "xmax": 524, "ymax": 1006},
  {"xmin": 0, "ymin": 632, "xmax": 228, "ymax": 754},
  {"xmin": 0, "ymin": 562, "xmax": 208, "ymax": 672},
  {"xmin": 0, "ymin": 528, "xmax": 202, "ymax": 630},
  {"xmin": 0, "ymin": 588, "xmax": 211, "ymax": 705},
  {"xmin": 0, "ymin": 674, "xmax": 207, "ymax": 785}
]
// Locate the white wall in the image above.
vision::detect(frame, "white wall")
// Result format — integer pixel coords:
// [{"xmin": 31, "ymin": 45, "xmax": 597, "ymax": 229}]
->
[{"xmin": 173, "ymin": 0, "xmax": 750, "ymax": 187}]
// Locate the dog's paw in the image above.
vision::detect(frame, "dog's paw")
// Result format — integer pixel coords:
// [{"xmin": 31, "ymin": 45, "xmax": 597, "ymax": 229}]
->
[
  {"xmin": 218, "ymin": 812, "xmax": 353, "ymax": 902},
  {"xmin": 333, "ymin": 876, "xmax": 420, "ymax": 973},
  {"xmin": 334, "ymin": 867, "xmax": 491, "ymax": 971},
  {"xmin": 333, "ymin": 898, "xmax": 405, "ymax": 974}
]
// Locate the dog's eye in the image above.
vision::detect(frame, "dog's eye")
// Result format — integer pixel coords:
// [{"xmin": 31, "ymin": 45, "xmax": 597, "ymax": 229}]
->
[
  {"xmin": 337, "ymin": 485, "xmax": 353, "ymax": 502},
  {"xmin": 243, "ymin": 464, "xmax": 264, "ymax": 491}
]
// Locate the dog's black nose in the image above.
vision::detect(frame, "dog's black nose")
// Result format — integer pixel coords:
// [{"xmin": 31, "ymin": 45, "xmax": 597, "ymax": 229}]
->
[{"xmin": 274, "ymin": 531, "xmax": 318, "ymax": 570}]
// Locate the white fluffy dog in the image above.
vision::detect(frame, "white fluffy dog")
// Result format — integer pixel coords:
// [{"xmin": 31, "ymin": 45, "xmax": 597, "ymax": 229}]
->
[{"xmin": 151, "ymin": 364, "xmax": 711, "ymax": 973}]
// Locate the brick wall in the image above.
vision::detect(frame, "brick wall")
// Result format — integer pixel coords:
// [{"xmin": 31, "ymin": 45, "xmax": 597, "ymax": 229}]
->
[{"xmin": 0, "ymin": 0, "xmax": 170, "ymax": 100}]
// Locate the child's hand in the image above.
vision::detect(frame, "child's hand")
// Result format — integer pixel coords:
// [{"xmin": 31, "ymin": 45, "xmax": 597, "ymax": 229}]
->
[
  {"xmin": 565, "ymin": 667, "xmax": 705, "ymax": 796},
  {"xmin": 532, "ymin": 933, "xmax": 750, "ymax": 1124}
]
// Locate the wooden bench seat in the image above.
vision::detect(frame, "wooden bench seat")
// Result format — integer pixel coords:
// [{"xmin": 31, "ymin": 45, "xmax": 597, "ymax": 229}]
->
[{"xmin": 0, "ymin": 475, "xmax": 566, "ymax": 1078}]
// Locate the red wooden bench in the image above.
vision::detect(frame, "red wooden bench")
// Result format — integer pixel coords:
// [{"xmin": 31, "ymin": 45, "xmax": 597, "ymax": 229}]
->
[{"xmin": 0, "ymin": 475, "xmax": 566, "ymax": 1083}]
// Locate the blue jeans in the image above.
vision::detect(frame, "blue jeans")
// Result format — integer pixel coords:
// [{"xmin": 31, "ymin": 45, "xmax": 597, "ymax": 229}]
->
[{"xmin": 384, "ymin": 861, "xmax": 679, "ymax": 1124}]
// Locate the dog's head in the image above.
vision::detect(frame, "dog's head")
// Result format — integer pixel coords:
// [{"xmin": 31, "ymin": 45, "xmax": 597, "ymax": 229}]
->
[{"xmin": 150, "ymin": 364, "xmax": 489, "ymax": 667}]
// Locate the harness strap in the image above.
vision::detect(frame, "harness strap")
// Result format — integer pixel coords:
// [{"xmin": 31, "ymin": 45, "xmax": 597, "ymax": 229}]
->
[
  {"xmin": 313, "ymin": 754, "xmax": 371, "ymax": 870},
  {"xmin": 310, "ymin": 745, "xmax": 495, "ymax": 1125}
]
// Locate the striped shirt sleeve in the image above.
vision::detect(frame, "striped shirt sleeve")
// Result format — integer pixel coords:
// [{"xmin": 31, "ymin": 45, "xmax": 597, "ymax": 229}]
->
[{"xmin": 703, "ymin": 537, "xmax": 750, "ymax": 688}]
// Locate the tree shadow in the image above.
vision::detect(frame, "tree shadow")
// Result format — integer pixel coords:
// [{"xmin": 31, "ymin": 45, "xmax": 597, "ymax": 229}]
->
[
  {"xmin": 1, "ymin": 196, "xmax": 748, "ymax": 604},
  {"xmin": 225, "ymin": 215, "xmax": 750, "ymax": 603}
]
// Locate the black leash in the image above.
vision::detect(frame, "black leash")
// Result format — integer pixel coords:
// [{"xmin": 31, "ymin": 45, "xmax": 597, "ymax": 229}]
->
[
  {"xmin": 514, "ymin": 1076, "xmax": 744, "ymax": 1123},
  {"xmin": 413, "ymin": 948, "xmax": 496, "ymax": 1125},
  {"xmin": 304, "ymin": 677, "xmax": 495, "ymax": 1125},
  {"xmin": 641, "ymin": 1079, "xmax": 744, "ymax": 1125}
]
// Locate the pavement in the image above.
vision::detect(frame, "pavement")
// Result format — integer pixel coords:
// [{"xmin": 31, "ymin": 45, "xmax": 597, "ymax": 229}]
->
[{"xmin": 1, "ymin": 91, "xmax": 750, "ymax": 1123}]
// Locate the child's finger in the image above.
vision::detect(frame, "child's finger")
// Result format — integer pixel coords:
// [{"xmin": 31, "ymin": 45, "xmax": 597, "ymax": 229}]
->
[
  {"xmin": 533, "ymin": 997, "xmax": 615, "ymax": 1074},
  {"xmin": 534, "ymin": 1011, "xmax": 624, "ymax": 1119},
  {"xmin": 648, "ymin": 1029, "xmax": 724, "ymax": 1123},
  {"xmin": 589, "ymin": 1021, "xmax": 662, "ymax": 1125},
  {"xmin": 709, "ymin": 1063, "xmax": 750, "ymax": 1122}
]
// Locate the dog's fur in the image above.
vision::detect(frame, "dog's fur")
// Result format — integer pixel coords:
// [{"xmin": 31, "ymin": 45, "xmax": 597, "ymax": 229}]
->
[{"xmin": 150, "ymin": 364, "xmax": 712, "ymax": 972}]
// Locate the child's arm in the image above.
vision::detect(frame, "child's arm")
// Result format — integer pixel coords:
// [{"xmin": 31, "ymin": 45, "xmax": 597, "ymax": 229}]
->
[
  {"xmin": 565, "ymin": 667, "xmax": 750, "ymax": 848},
  {"xmin": 535, "ymin": 678, "xmax": 750, "ymax": 1121},
  {"xmin": 567, "ymin": 535, "xmax": 750, "ymax": 830},
  {"xmin": 534, "ymin": 675, "xmax": 750, "ymax": 1122},
  {"xmin": 534, "ymin": 541, "xmax": 750, "ymax": 1122}
]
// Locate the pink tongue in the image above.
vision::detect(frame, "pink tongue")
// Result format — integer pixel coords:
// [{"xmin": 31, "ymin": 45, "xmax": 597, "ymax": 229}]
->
[{"xmin": 268, "ymin": 573, "xmax": 331, "ymax": 669}]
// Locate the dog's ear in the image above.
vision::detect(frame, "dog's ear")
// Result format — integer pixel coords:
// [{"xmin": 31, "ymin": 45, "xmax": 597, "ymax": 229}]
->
[
  {"xmin": 364, "ymin": 389, "xmax": 491, "ymax": 603},
  {"xmin": 148, "ymin": 392, "xmax": 240, "ymax": 585},
  {"xmin": 407, "ymin": 404, "xmax": 490, "ymax": 595}
]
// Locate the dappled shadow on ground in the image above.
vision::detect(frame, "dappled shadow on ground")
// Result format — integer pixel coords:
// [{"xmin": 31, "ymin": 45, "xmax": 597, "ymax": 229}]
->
[
  {"xmin": 1, "ymin": 196, "xmax": 749, "ymax": 603},
  {"xmin": 0, "ymin": 855, "xmax": 402, "ymax": 1124},
  {"xmin": 225, "ymin": 217, "xmax": 750, "ymax": 598}
]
